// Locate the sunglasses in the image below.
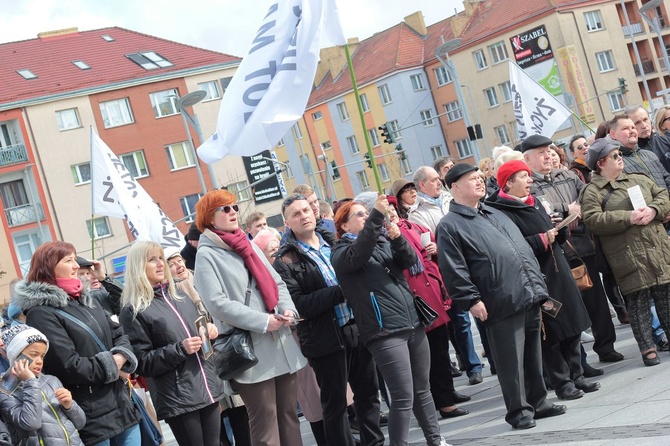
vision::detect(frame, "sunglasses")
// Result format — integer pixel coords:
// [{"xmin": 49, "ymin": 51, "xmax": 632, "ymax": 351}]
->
[
  {"xmin": 281, "ymin": 194, "xmax": 307, "ymax": 214},
  {"xmin": 609, "ymin": 151, "xmax": 623, "ymax": 160},
  {"xmin": 663, "ymin": 116, "xmax": 670, "ymax": 124},
  {"xmin": 347, "ymin": 210, "xmax": 368, "ymax": 221},
  {"xmin": 216, "ymin": 204, "xmax": 239, "ymax": 214}
]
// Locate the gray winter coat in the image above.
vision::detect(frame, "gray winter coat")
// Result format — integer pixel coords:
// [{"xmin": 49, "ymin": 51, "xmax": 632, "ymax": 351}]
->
[{"xmin": 0, "ymin": 373, "xmax": 86, "ymax": 446}]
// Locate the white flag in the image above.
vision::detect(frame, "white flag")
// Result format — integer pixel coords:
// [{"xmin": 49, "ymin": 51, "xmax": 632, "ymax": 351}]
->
[
  {"xmin": 509, "ymin": 61, "xmax": 573, "ymax": 140},
  {"xmin": 90, "ymin": 129, "xmax": 184, "ymax": 250},
  {"xmin": 197, "ymin": 0, "xmax": 346, "ymax": 164}
]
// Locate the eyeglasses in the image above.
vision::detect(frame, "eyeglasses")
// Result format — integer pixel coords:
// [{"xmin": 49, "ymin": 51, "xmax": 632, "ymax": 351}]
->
[
  {"xmin": 281, "ymin": 194, "xmax": 307, "ymax": 214},
  {"xmin": 609, "ymin": 151, "xmax": 623, "ymax": 160},
  {"xmin": 576, "ymin": 143, "xmax": 590, "ymax": 150},
  {"xmin": 347, "ymin": 210, "xmax": 368, "ymax": 221},
  {"xmin": 663, "ymin": 116, "xmax": 670, "ymax": 124},
  {"xmin": 216, "ymin": 204, "xmax": 239, "ymax": 214}
]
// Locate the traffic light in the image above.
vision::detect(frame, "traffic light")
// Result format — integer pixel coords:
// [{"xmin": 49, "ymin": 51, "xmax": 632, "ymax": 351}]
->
[
  {"xmin": 379, "ymin": 123, "xmax": 395, "ymax": 144},
  {"xmin": 364, "ymin": 153, "xmax": 372, "ymax": 169},
  {"xmin": 395, "ymin": 144, "xmax": 406, "ymax": 161},
  {"xmin": 618, "ymin": 78, "xmax": 628, "ymax": 95}
]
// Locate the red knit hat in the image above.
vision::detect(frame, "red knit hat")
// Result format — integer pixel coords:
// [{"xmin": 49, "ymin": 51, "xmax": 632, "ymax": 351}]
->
[{"xmin": 497, "ymin": 160, "xmax": 531, "ymax": 190}]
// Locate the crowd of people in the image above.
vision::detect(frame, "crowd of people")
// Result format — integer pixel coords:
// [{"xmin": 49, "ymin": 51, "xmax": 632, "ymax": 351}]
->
[{"xmin": 0, "ymin": 104, "xmax": 669, "ymax": 446}]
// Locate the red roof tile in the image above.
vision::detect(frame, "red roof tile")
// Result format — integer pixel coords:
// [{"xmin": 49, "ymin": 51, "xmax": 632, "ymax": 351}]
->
[{"xmin": 0, "ymin": 27, "xmax": 240, "ymax": 107}]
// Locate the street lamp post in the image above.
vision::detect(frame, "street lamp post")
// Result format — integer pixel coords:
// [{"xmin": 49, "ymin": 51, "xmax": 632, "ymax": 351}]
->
[
  {"xmin": 640, "ymin": 0, "xmax": 670, "ymax": 111},
  {"xmin": 435, "ymin": 38, "xmax": 482, "ymax": 163},
  {"xmin": 176, "ymin": 91, "xmax": 219, "ymax": 193}
]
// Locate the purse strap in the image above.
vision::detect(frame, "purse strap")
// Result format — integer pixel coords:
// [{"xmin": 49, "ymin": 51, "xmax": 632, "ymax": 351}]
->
[
  {"xmin": 564, "ymin": 239, "xmax": 586, "ymax": 265},
  {"xmin": 55, "ymin": 309, "xmax": 107, "ymax": 352}
]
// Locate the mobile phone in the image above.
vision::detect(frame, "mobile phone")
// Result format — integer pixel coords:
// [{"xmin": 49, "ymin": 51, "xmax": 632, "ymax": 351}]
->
[{"xmin": 16, "ymin": 354, "xmax": 33, "ymax": 367}]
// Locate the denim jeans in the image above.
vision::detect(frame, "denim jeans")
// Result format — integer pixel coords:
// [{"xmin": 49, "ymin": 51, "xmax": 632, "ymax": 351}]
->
[
  {"xmin": 448, "ymin": 307, "xmax": 482, "ymax": 376},
  {"xmin": 651, "ymin": 302, "xmax": 667, "ymax": 345},
  {"xmin": 92, "ymin": 424, "xmax": 140, "ymax": 446}
]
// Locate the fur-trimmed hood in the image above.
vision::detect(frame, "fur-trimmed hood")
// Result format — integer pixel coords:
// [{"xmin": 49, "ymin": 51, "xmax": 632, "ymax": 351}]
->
[{"xmin": 11, "ymin": 280, "xmax": 94, "ymax": 313}]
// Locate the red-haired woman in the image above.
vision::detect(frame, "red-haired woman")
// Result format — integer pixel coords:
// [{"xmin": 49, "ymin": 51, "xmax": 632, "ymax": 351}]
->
[
  {"xmin": 192, "ymin": 189, "xmax": 306, "ymax": 446},
  {"xmin": 11, "ymin": 241, "xmax": 140, "ymax": 446}
]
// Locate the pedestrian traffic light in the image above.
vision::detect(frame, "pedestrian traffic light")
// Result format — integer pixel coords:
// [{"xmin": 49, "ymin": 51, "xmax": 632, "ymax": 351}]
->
[
  {"xmin": 379, "ymin": 123, "xmax": 395, "ymax": 144},
  {"xmin": 395, "ymin": 144, "xmax": 406, "ymax": 161},
  {"xmin": 618, "ymin": 78, "xmax": 628, "ymax": 95},
  {"xmin": 364, "ymin": 153, "xmax": 372, "ymax": 169}
]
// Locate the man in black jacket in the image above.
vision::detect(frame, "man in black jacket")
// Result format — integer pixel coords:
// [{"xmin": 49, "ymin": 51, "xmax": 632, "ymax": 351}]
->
[
  {"xmin": 274, "ymin": 195, "xmax": 383, "ymax": 446},
  {"xmin": 626, "ymin": 105, "xmax": 670, "ymax": 174},
  {"xmin": 436, "ymin": 164, "xmax": 566, "ymax": 430}
]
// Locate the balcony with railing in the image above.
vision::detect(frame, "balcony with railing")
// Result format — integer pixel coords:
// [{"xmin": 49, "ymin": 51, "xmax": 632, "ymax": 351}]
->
[
  {"xmin": 634, "ymin": 59, "xmax": 657, "ymax": 76},
  {"xmin": 0, "ymin": 144, "xmax": 29, "ymax": 167},
  {"xmin": 5, "ymin": 203, "xmax": 44, "ymax": 227},
  {"xmin": 622, "ymin": 22, "xmax": 644, "ymax": 36}
]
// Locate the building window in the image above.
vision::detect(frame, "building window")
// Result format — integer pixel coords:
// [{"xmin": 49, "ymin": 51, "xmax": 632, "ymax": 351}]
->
[
  {"xmin": 71, "ymin": 162, "xmax": 91, "ymax": 185},
  {"xmin": 356, "ymin": 171, "xmax": 370, "ymax": 189},
  {"xmin": 197, "ymin": 81, "xmax": 221, "ymax": 101},
  {"xmin": 410, "ymin": 74, "xmax": 425, "ymax": 91},
  {"xmin": 312, "ymin": 110, "xmax": 323, "ymax": 120},
  {"xmin": 400, "ymin": 158, "xmax": 412, "ymax": 175},
  {"xmin": 420, "ymin": 110, "xmax": 435, "ymax": 126},
  {"xmin": 360, "ymin": 94, "xmax": 370, "ymax": 112},
  {"xmin": 584, "ymin": 10, "xmax": 604, "ymax": 32},
  {"xmin": 292, "ymin": 124, "xmax": 303, "ymax": 139},
  {"xmin": 56, "ymin": 108, "xmax": 81, "ymax": 131},
  {"xmin": 180, "ymin": 193, "xmax": 203, "ymax": 223},
  {"xmin": 596, "ymin": 51, "xmax": 616, "ymax": 72},
  {"xmin": 484, "ymin": 87, "xmax": 499, "ymax": 107},
  {"xmin": 330, "ymin": 160, "xmax": 341, "ymax": 180},
  {"xmin": 455, "ymin": 139, "xmax": 473, "ymax": 158},
  {"xmin": 608, "ymin": 91, "xmax": 625, "ymax": 112},
  {"xmin": 277, "ymin": 138, "xmax": 285, "ymax": 147},
  {"xmin": 499, "ymin": 81, "xmax": 512, "ymax": 103},
  {"xmin": 321, "ymin": 140, "xmax": 332, "ymax": 151},
  {"xmin": 473, "ymin": 50, "xmax": 488, "ymax": 70},
  {"xmin": 378, "ymin": 163, "xmax": 390, "ymax": 182},
  {"xmin": 445, "ymin": 101, "xmax": 463, "ymax": 122},
  {"xmin": 488, "ymin": 41, "xmax": 509, "ymax": 64},
  {"xmin": 86, "ymin": 217, "xmax": 112, "ymax": 239},
  {"xmin": 99, "ymin": 98, "xmax": 134, "ymax": 128},
  {"xmin": 73, "ymin": 60, "xmax": 90, "ymax": 70},
  {"xmin": 337, "ymin": 102, "xmax": 350, "ymax": 121},
  {"xmin": 368, "ymin": 129, "xmax": 380, "ymax": 146},
  {"xmin": 17, "ymin": 69, "xmax": 37, "ymax": 80},
  {"xmin": 435, "ymin": 66, "xmax": 452, "ymax": 86},
  {"xmin": 378, "ymin": 84, "xmax": 392, "ymax": 104},
  {"xmin": 165, "ymin": 142, "xmax": 195, "ymax": 171},
  {"xmin": 495, "ymin": 125, "xmax": 511, "ymax": 145},
  {"xmin": 120, "ymin": 151, "xmax": 149, "ymax": 179},
  {"xmin": 229, "ymin": 180, "xmax": 251, "ymax": 202},
  {"xmin": 220, "ymin": 77, "xmax": 232, "ymax": 92},
  {"xmin": 389, "ymin": 120, "xmax": 402, "ymax": 140},
  {"xmin": 150, "ymin": 89, "xmax": 179, "ymax": 118},
  {"xmin": 347, "ymin": 135, "xmax": 359, "ymax": 154},
  {"xmin": 430, "ymin": 145, "xmax": 444, "ymax": 160},
  {"xmin": 126, "ymin": 51, "xmax": 173, "ymax": 70}
]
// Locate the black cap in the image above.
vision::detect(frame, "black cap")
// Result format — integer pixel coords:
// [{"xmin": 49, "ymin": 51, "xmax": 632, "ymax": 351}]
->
[
  {"xmin": 444, "ymin": 163, "xmax": 478, "ymax": 188},
  {"xmin": 520, "ymin": 134, "xmax": 554, "ymax": 152},
  {"xmin": 75, "ymin": 256, "xmax": 93, "ymax": 268}
]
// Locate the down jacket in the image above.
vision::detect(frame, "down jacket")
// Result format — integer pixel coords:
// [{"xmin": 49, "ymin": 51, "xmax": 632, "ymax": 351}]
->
[
  {"xmin": 0, "ymin": 373, "xmax": 86, "ymax": 446},
  {"xmin": 119, "ymin": 283, "xmax": 225, "ymax": 420},
  {"xmin": 580, "ymin": 172, "xmax": 670, "ymax": 294},
  {"xmin": 12, "ymin": 281, "xmax": 140, "ymax": 445},
  {"xmin": 436, "ymin": 201, "xmax": 549, "ymax": 326},
  {"xmin": 331, "ymin": 208, "xmax": 421, "ymax": 344}
]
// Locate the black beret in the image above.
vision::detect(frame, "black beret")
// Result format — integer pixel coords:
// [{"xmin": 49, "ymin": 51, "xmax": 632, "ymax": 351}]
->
[
  {"xmin": 444, "ymin": 163, "xmax": 478, "ymax": 188},
  {"xmin": 520, "ymin": 134, "xmax": 554, "ymax": 152}
]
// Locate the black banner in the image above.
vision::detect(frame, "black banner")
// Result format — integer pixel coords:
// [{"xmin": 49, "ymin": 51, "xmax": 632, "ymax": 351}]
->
[
  {"xmin": 242, "ymin": 150, "xmax": 283, "ymax": 204},
  {"xmin": 510, "ymin": 25, "xmax": 553, "ymax": 69}
]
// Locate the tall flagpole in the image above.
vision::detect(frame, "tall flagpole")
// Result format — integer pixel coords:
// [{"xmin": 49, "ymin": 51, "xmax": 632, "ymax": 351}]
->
[
  {"xmin": 344, "ymin": 42, "xmax": 384, "ymax": 193},
  {"xmin": 89, "ymin": 126, "xmax": 95, "ymax": 260}
]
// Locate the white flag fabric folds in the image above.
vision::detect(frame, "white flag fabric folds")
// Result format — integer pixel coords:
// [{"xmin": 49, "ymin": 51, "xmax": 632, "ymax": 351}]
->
[
  {"xmin": 509, "ymin": 61, "xmax": 573, "ymax": 140},
  {"xmin": 197, "ymin": 0, "xmax": 346, "ymax": 163},
  {"xmin": 90, "ymin": 129, "xmax": 184, "ymax": 250}
]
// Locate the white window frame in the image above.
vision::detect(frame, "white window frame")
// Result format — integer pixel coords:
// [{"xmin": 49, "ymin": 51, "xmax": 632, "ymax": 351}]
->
[
  {"xmin": 495, "ymin": 125, "xmax": 511, "ymax": 145},
  {"xmin": 596, "ymin": 51, "xmax": 616, "ymax": 72},
  {"xmin": 430, "ymin": 145, "xmax": 444, "ymax": 160},
  {"xmin": 400, "ymin": 158, "xmax": 412, "ymax": 175},
  {"xmin": 277, "ymin": 138, "xmax": 285, "ymax": 147},
  {"xmin": 99, "ymin": 98, "xmax": 134, "ymax": 128},
  {"xmin": 368, "ymin": 129, "xmax": 380, "ymax": 146},
  {"xmin": 230, "ymin": 180, "xmax": 252, "ymax": 202},
  {"xmin": 180, "ymin": 193, "xmax": 203, "ymax": 223},
  {"xmin": 321, "ymin": 140, "xmax": 332, "ymax": 151},
  {"xmin": 499, "ymin": 81, "xmax": 512, "ymax": 103},
  {"xmin": 378, "ymin": 163, "xmax": 390, "ymax": 182},
  {"xmin": 86, "ymin": 217, "xmax": 112, "ymax": 239},
  {"xmin": 337, "ymin": 102, "xmax": 350, "ymax": 121},
  {"xmin": 410, "ymin": 74, "xmax": 425, "ymax": 91},
  {"xmin": 484, "ymin": 87, "xmax": 499, "ymax": 108},
  {"xmin": 119, "ymin": 150, "xmax": 149, "ymax": 179},
  {"xmin": 360, "ymin": 94, "xmax": 370, "ymax": 112},
  {"xmin": 150, "ymin": 89, "xmax": 179, "ymax": 118},
  {"xmin": 389, "ymin": 120, "xmax": 402, "ymax": 141},
  {"xmin": 356, "ymin": 171, "xmax": 370, "ymax": 190},
  {"xmin": 378, "ymin": 84, "xmax": 392, "ymax": 104},
  {"xmin": 435, "ymin": 66, "xmax": 452, "ymax": 86},
  {"xmin": 197, "ymin": 81, "xmax": 221, "ymax": 101},
  {"xmin": 165, "ymin": 142, "xmax": 195, "ymax": 171},
  {"xmin": 473, "ymin": 49, "xmax": 488, "ymax": 70},
  {"xmin": 488, "ymin": 41, "xmax": 509, "ymax": 65},
  {"xmin": 292, "ymin": 124, "xmax": 303, "ymax": 139},
  {"xmin": 608, "ymin": 91, "xmax": 625, "ymax": 112},
  {"xmin": 71, "ymin": 162, "xmax": 91, "ymax": 185},
  {"xmin": 347, "ymin": 135, "xmax": 359, "ymax": 154},
  {"xmin": 312, "ymin": 110, "xmax": 323, "ymax": 120},
  {"xmin": 456, "ymin": 139, "xmax": 473, "ymax": 158},
  {"xmin": 445, "ymin": 101, "xmax": 463, "ymax": 122},
  {"xmin": 56, "ymin": 108, "xmax": 81, "ymax": 131},
  {"xmin": 420, "ymin": 110, "xmax": 435, "ymax": 126},
  {"xmin": 584, "ymin": 10, "xmax": 604, "ymax": 32}
]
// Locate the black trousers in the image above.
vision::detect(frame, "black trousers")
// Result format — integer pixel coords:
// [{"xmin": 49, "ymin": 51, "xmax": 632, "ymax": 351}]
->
[
  {"xmin": 542, "ymin": 333, "xmax": 583, "ymax": 393},
  {"xmin": 426, "ymin": 324, "xmax": 456, "ymax": 408},
  {"xmin": 310, "ymin": 323, "xmax": 384, "ymax": 446},
  {"xmin": 581, "ymin": 254, "xmax": 617, "ymax": 356},
  {"xmin": 165, "ymin": 402, "xmax": 221, "ymax": 446},
  {"xmin": 220, "ymin": 405, "xmax": 251, "ymax": 446}
]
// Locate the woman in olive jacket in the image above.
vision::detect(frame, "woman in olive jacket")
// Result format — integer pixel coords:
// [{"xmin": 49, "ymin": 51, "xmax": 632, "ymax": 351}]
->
[{"xmin": 331, "ymin": 194, "xmax": 447, "ymax": 446}]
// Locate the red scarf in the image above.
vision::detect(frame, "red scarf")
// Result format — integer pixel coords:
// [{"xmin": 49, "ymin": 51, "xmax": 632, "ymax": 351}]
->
[
  {"xmin": 56, "ymin": 277, "xmax": 83, "ymax": 298},
  {"xmin": 211, "ymin": 228, "xmax": 279, "ymax": 312},
  {"xmin": 499, "ymin": 190, "xmax": 535, "ymax": 206}
]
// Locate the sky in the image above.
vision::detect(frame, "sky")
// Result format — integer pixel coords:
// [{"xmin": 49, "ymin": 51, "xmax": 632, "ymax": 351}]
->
[{"xmin": 1, "ymin": 0, "xmax": 463, "ymax": 56}]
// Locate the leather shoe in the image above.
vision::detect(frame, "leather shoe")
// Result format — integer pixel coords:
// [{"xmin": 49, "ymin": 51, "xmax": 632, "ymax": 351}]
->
[
  {"xmin": 450, "ymin": 361, "xmax": 462, "ymax": 377},
  {"xmin": 534, "ymin": 404, "xmax": 567, "ymax": 420},
  {"xmin": 556, "ymin": 386, "xmax": 584, "ymax": 400},
  {"xmin": 582, "ymin": 362, "xmax": 604, "ymax": 377},
  {"xmin": 513, "ymin": 416, "xmax": 536, "ymax": 429},
  {"xmin": 657, "ymin": 339, "xmax": 669, "ymax": 352},
  {"xmin": 452, "ymin": 391, "xmax": 471, "ymax": 403},
  {"xmin": 598, "ymin": 351, "xmax": 624, "ymax": 362},
  {"xmin": 439, "ymin": 407, "xmax": 469, "ymax": 419},
  {"xmin": 468, "ymin": 372, "xmax": 483, "ymax": 385},
  {"xmin": 575, "ymin": 381, "xmax": 600, "ymax": 393}
]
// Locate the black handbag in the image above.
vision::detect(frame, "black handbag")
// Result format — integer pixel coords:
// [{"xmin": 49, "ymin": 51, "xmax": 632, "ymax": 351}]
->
[
  {"xmin": 414, "ymin": 295, "xmax": 438, "ymax": 326},
  {"xmin": 212, "ymin": 271, "xmax": 259, "ymax": 380}
]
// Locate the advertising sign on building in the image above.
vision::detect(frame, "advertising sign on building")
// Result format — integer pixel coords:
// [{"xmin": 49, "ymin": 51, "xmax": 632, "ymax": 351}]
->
[
  {"xmin": 242, "ymin": 150, "xmax": 283, "ymax": 204},
  {"xmin": 556, "ymin": 45, "xmax": 597, "ymax": 123}
]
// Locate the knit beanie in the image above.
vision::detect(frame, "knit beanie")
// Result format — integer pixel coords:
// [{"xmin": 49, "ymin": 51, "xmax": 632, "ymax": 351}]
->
[
  {"xmin": 497, "ymin": 160, "xmax": 531, "ymax": 190},
  {"xmin": 2, "ymin": 324, "xmax": 49, "ymax": 365},
  {"xmin": 252, "ymin": 229, "xmax": 279, "ymax": 252}
]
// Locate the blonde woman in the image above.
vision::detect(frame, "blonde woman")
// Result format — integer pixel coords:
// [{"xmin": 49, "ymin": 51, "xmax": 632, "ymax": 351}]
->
[
  {"xmin": 653, "ymin": 105, "xmax": 670, "ymax": 136},
  {"xmin": 119, "ymin": 241, "xmax": 225, "ymax": 446}
]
